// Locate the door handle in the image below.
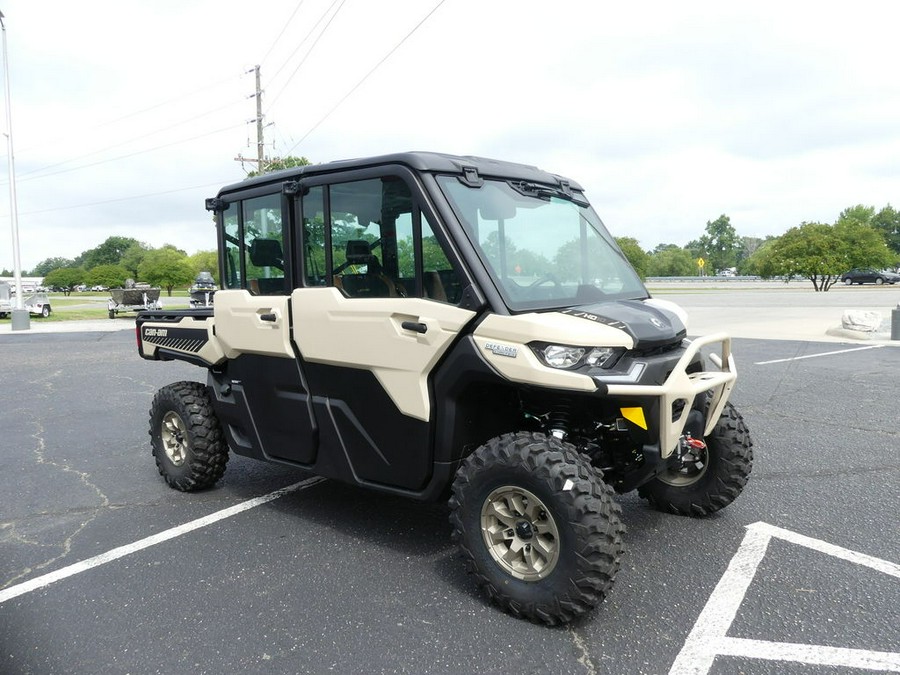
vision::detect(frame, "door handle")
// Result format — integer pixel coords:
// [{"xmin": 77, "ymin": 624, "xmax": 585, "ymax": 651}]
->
[
  {"xmin": 260, "ymin": 313, "xmax": 277, "ymax": 322},
  {"xmin": 401, "ymin": 321, "xmax": 427, "ymax": 334}
]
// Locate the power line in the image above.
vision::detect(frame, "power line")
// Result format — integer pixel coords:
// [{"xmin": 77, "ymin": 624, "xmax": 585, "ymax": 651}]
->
[
  {"xmin": 7, "ymin": 122, "xmax": 245, "ymax": 184},
  {"xmin": 264, "ymin": 0, "xmax": 346, "ymax": 105},
  {"xmin": 259, "ymin": 0, "xmax": 309, "ymax": 68},
  {"xmin": 285, "ymin": 0, "xmax": 447, "ymax": 155},
  {"xmin": 12, "ymin": 96, "xmax": 247, "ymax": 181},
  {"xmin": 2, "ymin": 179, "xmax": 232, "ymax": 218},
  {"xmin": 10, "ymin": 71, "xmax": 244, "ymax": 157}
]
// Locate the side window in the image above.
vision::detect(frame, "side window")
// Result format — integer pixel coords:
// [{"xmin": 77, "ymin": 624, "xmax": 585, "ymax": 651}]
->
[
  {"xmin": 220, "ymin": 193, "xmax": 286, "ymax": 295},
  {"xmin": 222, "ymin": 203, "xmax": 241, "ymax": 289},
  {"xmin": 297, "ymin": 174, "xmax": 463, "ymax": 304},
  {"xmin": 303, "ymin": 186, "xmax": 326, "ymax": 286},
  {"xmin": 421, "ymin": 215, "xmax": 463, "ymax": 304},
  {"xmin": 329, "ymin": 178, "xmax": 411, "ymax": 299},
  {"xmin": 243, "ymin": 194, "xmax": 286, "ymax": 295}
]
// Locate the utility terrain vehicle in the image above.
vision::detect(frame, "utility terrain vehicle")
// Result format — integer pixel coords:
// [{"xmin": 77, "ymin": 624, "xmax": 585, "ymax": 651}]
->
[{"xmin": 136, "ymin": 152, "xmax": 752, "ymax": 625}]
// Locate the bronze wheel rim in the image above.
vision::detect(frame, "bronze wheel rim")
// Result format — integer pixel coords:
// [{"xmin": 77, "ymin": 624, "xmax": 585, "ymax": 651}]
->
[
  {"xmin": 480, "ymin": 486, "xmax": 560, "ymax": 581},
  {"xmin": 161, "ymin": 411, "xmax": 189, "ymax": 467}
]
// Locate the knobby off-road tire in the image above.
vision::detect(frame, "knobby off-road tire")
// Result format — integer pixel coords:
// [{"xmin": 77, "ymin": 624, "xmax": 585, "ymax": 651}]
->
[
  {"xmin": 149, "ymin": 381, "xmax": 228, "ymax": 491},
  {"xmin": 638, "ymin": 402, "xmax": 753, "ymax": 516},
  {"xmin": 449, "ymin": 432, "xmax": 625, "ymax": 625}
]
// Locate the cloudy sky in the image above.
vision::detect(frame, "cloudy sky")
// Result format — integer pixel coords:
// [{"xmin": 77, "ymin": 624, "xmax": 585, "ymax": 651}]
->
[{"xmin": 1, "ymin": 0, "xmax": 899, "ymax": 272}]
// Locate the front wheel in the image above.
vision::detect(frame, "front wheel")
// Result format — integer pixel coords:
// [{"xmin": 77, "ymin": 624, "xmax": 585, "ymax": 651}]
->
[
  {"xmin": 638, "ymin": 403, "xmax": 753, "ymax": 516},
  {"xmin": 449, "ymin": 432, "xmax": 625, "ymax": 625},
  {"xmin": 149, "ymin": 381, "xmax": 228, "ymax": 491}
]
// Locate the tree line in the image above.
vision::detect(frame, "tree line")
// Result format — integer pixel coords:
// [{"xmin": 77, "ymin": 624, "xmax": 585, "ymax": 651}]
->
[
  {"xmin": 10, "ymin": 236, "xmax": 218, "ymax": 296},
  {"xmin": 615, "ymin": 204, "xmax": 900, "ymax": 291}
]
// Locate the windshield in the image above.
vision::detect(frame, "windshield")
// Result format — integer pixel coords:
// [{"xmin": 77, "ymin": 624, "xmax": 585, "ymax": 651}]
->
[{"xmin": 437, "ymin": 176, "xmax": 648, "ymax": 311}]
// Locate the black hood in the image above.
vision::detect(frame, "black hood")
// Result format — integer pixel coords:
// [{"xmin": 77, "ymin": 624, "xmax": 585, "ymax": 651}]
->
[{"xmin": 560, "ymin": 300, "xmax": 686, "ymax": 350}]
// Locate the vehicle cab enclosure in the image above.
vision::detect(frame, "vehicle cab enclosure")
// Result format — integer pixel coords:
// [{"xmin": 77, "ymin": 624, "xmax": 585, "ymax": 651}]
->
[{"xmin": 136, "ymin": 152, "xmax": 735, "ymax": 501}]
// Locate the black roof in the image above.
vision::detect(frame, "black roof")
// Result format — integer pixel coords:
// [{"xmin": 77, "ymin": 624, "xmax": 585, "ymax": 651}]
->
[{"xmin": 216, "ymin": 151, "xmax": 584, "ymax": 196}]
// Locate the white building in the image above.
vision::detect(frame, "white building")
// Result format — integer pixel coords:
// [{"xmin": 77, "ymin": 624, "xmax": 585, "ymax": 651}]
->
[{"xmin": 0, "ymin": 277, "xmax": 44, "ymax": 293}]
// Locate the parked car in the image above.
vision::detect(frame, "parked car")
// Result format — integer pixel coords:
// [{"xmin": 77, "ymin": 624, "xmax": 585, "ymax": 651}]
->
[{"xmin": 840, "ymin": 268, "xmax": 900, "ymax": 285}]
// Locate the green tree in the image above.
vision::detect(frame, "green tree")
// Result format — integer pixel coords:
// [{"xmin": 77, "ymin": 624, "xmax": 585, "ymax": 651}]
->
[
  {"xmin": 837, "ymin": 204, "xmax": 875, "ymax": 226},
  {"xmin": 85, "ymin": 264, "xmax": 129, "ymax": 289},
  {"xmin": 120, "ymin": 242, "xmax": 153, "ymax": 279},
  {"xmin": 247, "ymin": 155, "xmax": 312, "ymax": 178},
  {"xmin": 614, "ymin": 237, "xmax": 650, "ymax": 279},
  {"xmin": 188, "ymin": 250, "xmax": 219, "ymax": 280},
  {"xmin": 647, "ymin": 247, "xmax": 695, "ymax": 276},
  {"xmin": 42, "ymin": 267, "xmax": 85, "ymax": 295},
  {"xmin": 695, "ymin": 214, "xmax": 741, "ymax": 273},
  {"xmin": 871, "ymin": 204, "xmax": 900, "ymax": 256},
  {"xmin": 77, "ymin": 236, "xmax": 141, "ymax": 270},
  {"xmin": 758, "ymin": 221, "xmax": 892, "ymax": 291},
  {"xmin": 741, "ymin": 239, "xmax": 776, "ymax": 277},
  {"xmin": 138, "ymin": 247, "xmax": 194, "ymax": 296},
  {"xmin": 31, "ymin": 257, "xmax": 75, "ymax": 276}
]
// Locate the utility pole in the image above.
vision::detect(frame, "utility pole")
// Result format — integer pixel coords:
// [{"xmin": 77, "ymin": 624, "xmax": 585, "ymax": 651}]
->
[
  {"xmin": 234, "ymin": 65, "xmax": 267, "ymax": 173},
  {"xmin": 254, "ymin": 65, "xmax": 264, "ymax": 171},
  {"xmin": 0, "ymin": 10, "xmax": 29, "ymax": 330}
]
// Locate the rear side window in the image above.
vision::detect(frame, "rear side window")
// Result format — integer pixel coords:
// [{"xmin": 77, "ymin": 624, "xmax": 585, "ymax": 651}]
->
[{"xmin": 221, "ymin": 193, "xmax": 287, "ymax": 295}]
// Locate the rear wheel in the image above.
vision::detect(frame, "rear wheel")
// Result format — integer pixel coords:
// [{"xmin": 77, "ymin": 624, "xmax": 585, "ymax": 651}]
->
[
  {"xmin": 638, "ymin": 403, "xmax": 752, "ymax": 516},
  {"xmin": 844, "ymin": 278, "xmax": 852, "ymax": 285},
  {"xmin": 449, "ymin": 432, "xmax": 625, "ymax": 625},
  {"xmin": 876, "ymin": 277, "xmax": 884, "ymax": 285},
  {"xmin": 149, "ymin": 381, "xmax": 228, "ymax": 491}
]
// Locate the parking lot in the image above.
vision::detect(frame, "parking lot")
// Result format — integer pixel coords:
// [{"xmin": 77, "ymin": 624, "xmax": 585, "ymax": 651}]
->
[{"xmin": 1, "ymin": 296, "xmax": 898, "ymax": 674}]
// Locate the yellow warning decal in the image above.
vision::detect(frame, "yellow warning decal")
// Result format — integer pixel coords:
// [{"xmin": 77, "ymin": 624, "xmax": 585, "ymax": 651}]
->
[{"xmin": 620, "ymin": 407, "xmax": 647, "ymax": 430}]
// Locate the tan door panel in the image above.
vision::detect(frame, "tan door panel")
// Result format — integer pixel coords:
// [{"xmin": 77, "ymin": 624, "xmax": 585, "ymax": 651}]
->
[
  {"xmin": 291, "ymin": 288, "xmax": 475, "ymax": 421},
  {"xmin": 213, "ymin": 290, "xmax": 293, "ymax": 359}
]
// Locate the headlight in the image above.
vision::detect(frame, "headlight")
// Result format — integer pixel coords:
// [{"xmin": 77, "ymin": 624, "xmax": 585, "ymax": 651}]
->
[
  {"xmin": 585, "ymin": 347, "xmax": 616, "ymax": 367},
  {"xmin": 531, "ymin": 343, "xmax": 620, "ymax": 369},
  {"xmin": 540, "ymin": 345, "xmax": 585, "ymax": 369}
]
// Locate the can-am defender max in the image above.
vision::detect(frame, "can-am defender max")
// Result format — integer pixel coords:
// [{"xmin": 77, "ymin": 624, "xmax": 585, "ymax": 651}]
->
[{"xmin": 136, "ymin": 152, "xmax": 752, "ymax": 625}]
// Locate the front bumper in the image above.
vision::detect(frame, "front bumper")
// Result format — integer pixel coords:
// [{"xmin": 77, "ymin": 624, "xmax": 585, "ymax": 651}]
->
[{"xmin": 598, "ymin": 333, "xmax": 736, "ymax": 457}]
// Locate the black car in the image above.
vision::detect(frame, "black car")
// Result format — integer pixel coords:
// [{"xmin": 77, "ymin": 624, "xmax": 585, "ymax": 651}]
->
[{"xmin": 840, "ymin": 268, "xmax": 900, "ymax": 285}]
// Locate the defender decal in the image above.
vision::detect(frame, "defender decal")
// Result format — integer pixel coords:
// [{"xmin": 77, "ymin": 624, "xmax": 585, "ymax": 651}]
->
[{"xmin": 484, "ymin": 341, "xmax": 518, "ymax": 358}]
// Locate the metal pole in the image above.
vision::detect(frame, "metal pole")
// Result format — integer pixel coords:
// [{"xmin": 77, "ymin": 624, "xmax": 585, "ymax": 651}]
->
[
  {"xmin": 254, "ymin": 65, "xmax": 265, "ymax": 172},
  {"xmin": 0, "ymin": 10, "xmax": 29, "ymax": 330}
]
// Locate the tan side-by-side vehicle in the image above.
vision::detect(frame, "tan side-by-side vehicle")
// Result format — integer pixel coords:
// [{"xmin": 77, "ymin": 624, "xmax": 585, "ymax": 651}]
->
[{"xmin": 136, "ymin": 152, "xmax": 752, "ymax": 625}]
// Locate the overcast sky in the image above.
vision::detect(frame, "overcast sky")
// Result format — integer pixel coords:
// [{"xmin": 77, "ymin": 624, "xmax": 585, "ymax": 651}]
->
[{"xmin": 2, "ymin": 0, "xmax": 899, "ymax": 272}]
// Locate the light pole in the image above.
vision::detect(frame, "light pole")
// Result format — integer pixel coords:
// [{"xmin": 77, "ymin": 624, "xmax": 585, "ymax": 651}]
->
[{"xmin": 0, "ymin": 9, "xmax": 29, "ymax": 330}]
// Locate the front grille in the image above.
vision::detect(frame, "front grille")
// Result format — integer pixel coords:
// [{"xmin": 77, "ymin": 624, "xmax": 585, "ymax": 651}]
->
[{"xmin": 625, "ymin": 340, "xmax": 683, "ymax": 359}]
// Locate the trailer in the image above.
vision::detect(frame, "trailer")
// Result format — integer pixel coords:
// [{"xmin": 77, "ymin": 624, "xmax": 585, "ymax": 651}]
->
[
  {"xmin": 108, "ymin": 285, "xmax": 161, "ymax": 319},
  {"xmin": 0, "ymin": 282, "xmax": 52, "ymax": 319}
]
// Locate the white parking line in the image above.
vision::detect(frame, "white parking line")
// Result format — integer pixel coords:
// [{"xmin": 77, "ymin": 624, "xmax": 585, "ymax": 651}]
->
[
  {"xmin": 755, "ymin": 345, "xmax": 883, "ymax": 365},
  {"xmin": 0, "ymin": 477, "xmax": 325, "ymax": 605},
  {"xmin": 669, "ymin": 521, "xmax": 900, "ymax": 675}
]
